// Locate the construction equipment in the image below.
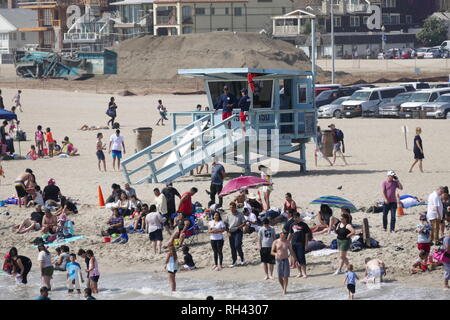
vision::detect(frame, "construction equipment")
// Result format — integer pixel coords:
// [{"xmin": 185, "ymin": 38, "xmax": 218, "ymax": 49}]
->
[{"xmin": 14, "ymin": 50, "xmax": 90, "ymax": 80}]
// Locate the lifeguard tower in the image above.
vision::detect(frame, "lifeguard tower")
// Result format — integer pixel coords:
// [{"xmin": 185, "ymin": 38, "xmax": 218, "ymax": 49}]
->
[{"xmin": 122, "ymin": 68, "xmax": 316, "ymax": 184}]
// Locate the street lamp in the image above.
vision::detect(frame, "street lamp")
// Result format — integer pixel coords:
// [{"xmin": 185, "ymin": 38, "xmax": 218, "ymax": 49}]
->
[
  {"xmin": 381, "ymin": 25, "xmax": 386, "ymax": 52},
  {"xmin": 330, "ymin": 0, "xmax": 335, "ymax": 84}
]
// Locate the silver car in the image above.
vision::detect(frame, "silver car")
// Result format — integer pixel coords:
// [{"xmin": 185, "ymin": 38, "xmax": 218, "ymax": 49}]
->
[
  {"xmin": 421, "ymin": 93, "xmax": 450, "ymax": 118},
  {"xmin": 317, "ymin": 96, "xmax": 350, "ymax": 118}
]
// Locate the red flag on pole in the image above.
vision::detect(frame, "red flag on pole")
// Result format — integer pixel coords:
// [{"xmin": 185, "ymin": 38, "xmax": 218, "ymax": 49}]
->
[{"xmin": 247, "ymin": 73, "xmax": 255, "ymax": 93}]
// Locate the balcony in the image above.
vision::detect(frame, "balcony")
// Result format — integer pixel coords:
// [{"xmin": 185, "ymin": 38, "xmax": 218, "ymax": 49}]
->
[
  {"xmin": 273, "ymin": 25, "xmax": 300, "ymax": 37},
  {"xmin": 63, "ymin": 32, "xmax": 101, "ymax": 43},
  {"xmin": 156, "ymin": 16, "xmax": 178, "ymax": 25},
  {"xmin": 346, "ymin": 4, "xmax": 369, "ymax": 13}
]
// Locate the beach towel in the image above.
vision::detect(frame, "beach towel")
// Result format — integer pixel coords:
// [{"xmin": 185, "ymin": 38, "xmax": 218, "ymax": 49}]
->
[
  {"xmin": 399, "ymin": 195, "xmax": 426, "ymax": 209},
  {"xmin": 308, "ymin": 249, "xmax": 338, "ymax": 257},
  {"xmin": 31, "ymin": 235, "xmax": 86, "ymax": 248}
]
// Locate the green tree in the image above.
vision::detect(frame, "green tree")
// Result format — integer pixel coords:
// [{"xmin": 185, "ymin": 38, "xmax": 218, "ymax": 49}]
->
[{"xmin": 417, "ymin": 17, "xmax": 448, "ymax": 47}]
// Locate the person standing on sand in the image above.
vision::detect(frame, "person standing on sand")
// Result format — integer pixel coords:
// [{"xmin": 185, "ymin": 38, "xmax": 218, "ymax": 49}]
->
[
  {"xmin": 427, "ymin": 186, "xmax": 444, "ymax": 245},
  {"xmin": 271, "ymin": 231, "xmax": 296, "ymax": 295},
  {"xmin": 288, "ymin": 212, "xmax": 311, "ymax": 278},
  {"xmin": 109, "ymin": 129, "xmax": 125, "ymax": 171},
  {"xmin": 0, "ymin": 89, "xmax": 5, "ymax": 109},
  {"xmin": 381, "ymin": 171, "xmax": 403, "ymax": 232},
  {"xmin": 224, "ymin": 202, "xmax": 247, "ymax": 267},
  {"xmin": 14, "ymin": 169, "xmax": 34, "ymax": 208},
  {"xmin": 208, "ymin": 158, "xmax": 225, "ymax": 208},
  {"xmin": 12, "ymin": 90, "xmax": 22, "ymax": 112},
  {"xmin": 162, "ymin": 183, "xmax": 181, "ymax": 229},
  {"xmin": 165, "ymin": 244, "xmax": 178, "ymax": 291},
  {"xmin": 96, "ymin": 133, "xmax": 106, "ymax": 172},
  {"xmin": 208, "ymin": 211, "xmax": 226, "ymax": 271},
  {"xmin": 409, "ymin": 127, "xmax": 424, "ymax": 173},
  {"xmin": 258, "ymin": 218, "xmax": 276, "ymax": 280},
  {"xmin": 328, "ymin": 124, "xmax": 347, "ymax": 165},
  {"xmin": 442, "ymin": 230, "xmax": 450, "ymax": 289},
  {"xmin": 154, "ymin": 188, "xmax": 170, "ymax": 235},
  {"xmin": 106, "ymin": 97, "xmax": 117, "ymax": 128},
  {"xmin": 333, "ymin": 212, "xmax": 355, "ymax": 275}
]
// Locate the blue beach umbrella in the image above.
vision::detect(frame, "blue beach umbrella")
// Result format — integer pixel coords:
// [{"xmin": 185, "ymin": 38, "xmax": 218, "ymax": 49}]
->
[{"xmin": 310, "ymin": 196, "xmax": 357, "ymax": 213}]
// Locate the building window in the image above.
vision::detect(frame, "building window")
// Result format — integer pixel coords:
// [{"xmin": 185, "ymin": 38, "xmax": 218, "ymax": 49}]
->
[
  {"xmin": 257, "ymin": 0, "xmax": 272, "ymax": 2},
  {"xmin": 225, "ymin": 8, "xmax": 229, "ymax": 15},
  {"xmin": 406, "ymin": 15, "xmax": 412, "ymax": 24},
  {"xmin": 350, "ymin": 16, "xmax": 360, "ymax": 27},
  {"xmin": 217, "ymin": 28, "xmax": 229, "ymax": 31},
  {"xmin": 182, "ymin": 26, "xmax": 193, "ymax": 34},
  {"xmin": 382, "ymin": 13, "xmax": 390, "ymax": 25},
  {"xmin": 195, "ymin": 8, "xmax": 206, "ymax": 15},
  {"xmin": 282, "ymin": 7, "xmax": 286, "ymax": 14},
  {"xmin": 390, "ymin": 14, "xmax": 400, "ymax": 25},
  {"xmin": 363, "ymin": 16, "xmax": 369, "ymax": 25},
  {"xmin": 43, "ymin": 31, "xmax": 52, "ymax": 45},
  {"xmin": 43, "ymin": 9, "xmax": 52, "ymax": 26},
  {"xmin": 11, "ymin": 32, "xmax": 16, "ymax": 40},
  {"xmin": 182, "ymin": 6, "xmax": 193, "ymax": 24},
  {"xmin": 210, "ymin": 8, "xmax": 215, "ymax": 15},
  {"xmin": 383, "ymin": 0, "xmax": 396, "ymax": 8},
  {"xmin": 234, "ymin": 7, "xmax": 242, "ymax": 16},
  {"xmin": 0, "ymin": 33, "xmax": 8, "ymax": 40},
  {"xmin": 333, "ymin": 16, "xmax": 341, "ymax": 27}
]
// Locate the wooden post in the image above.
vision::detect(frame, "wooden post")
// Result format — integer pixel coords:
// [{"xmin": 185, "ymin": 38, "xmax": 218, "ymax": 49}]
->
[
  {"xmin": 362, "ymin": 218, "xmax": 371, "ymax": 248},
  {"xmin": 403, "ymin": 125, "xmax": 408, "ymax": 150}
]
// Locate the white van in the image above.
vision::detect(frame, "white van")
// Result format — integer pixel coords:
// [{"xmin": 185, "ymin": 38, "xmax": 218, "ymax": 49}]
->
[
  {"xmin": 399, "ymin": 87, "xmax": 450, "ymax": 118},
  {"xmin": 342, "ymin": 86, "xmax": 406, "ymax": 118}
]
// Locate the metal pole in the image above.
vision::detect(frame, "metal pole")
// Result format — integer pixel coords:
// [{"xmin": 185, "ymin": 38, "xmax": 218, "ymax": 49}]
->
[
  {"xmin": 331, "ymin": 0, "xmax": 335, "ymax": 84},
  {"xmin": 311, "ymin": 18, "xmax": 316, "ymax": 77}
]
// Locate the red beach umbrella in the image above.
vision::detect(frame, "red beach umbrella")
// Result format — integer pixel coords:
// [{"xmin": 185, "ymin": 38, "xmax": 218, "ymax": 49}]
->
[{"xmin": 219, "ymin": 176, "xmax": 272, "ymax": 197}]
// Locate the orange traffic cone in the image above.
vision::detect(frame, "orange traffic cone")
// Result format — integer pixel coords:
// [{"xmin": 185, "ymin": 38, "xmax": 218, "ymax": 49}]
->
[
  {"xmin": 98, "ymin": 186, "xmax": 105, "ymax": 207},
  {"xmin": 396, "ymin": 194, "xmax": 404, "ymax": 216}
]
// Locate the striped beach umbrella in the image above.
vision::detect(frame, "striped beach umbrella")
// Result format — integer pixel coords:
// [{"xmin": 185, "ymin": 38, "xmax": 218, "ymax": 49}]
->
[{"xmin": 310, "ymin": 196, "xmax": 357, "ymax": 213}]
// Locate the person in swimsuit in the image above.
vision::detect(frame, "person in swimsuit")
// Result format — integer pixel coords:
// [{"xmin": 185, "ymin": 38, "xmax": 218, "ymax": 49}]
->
[
  {"xmin": 34, "ymin": 125, "xmax": 46, "ymax": 158},
  {"xmin": 96, "ymin": 133, "xmax": 106, "ymax": 172},
  {"xmin": 9, "ymin": 247, "xmax": 32, "ymax": 284},
  {"xmin": 107, "ymin": 97, "xmax": 117, "ymax": 128},
  {"xmin": 409, "ymin": 127, "xmax": 424, "ymax": 173},
  {"xmin": 86, "ymin": 250, "xmax": 100, "ymax": 294},
  {"xmin": 271, "ymin": 232, "xmax": 296, "ymax": 295},
  {"xmin": 165, "ymin": 244, "xmax": 178, "ymax": 291},
  {"xmin": 14, "ymin": 169, "xmax": 34, "ymax": 208}
]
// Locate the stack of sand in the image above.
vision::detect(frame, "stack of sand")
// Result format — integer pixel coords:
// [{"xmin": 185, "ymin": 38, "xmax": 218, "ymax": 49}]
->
[{"xmin": 112, "ymin": 32, "xmax": 314, "ymax": 81}]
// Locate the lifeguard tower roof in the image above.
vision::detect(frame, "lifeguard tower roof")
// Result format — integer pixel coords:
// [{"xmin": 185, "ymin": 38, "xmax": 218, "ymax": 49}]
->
[{"xmin": 178, "ymin": 68, "xmax": 312, "ymax": 80}]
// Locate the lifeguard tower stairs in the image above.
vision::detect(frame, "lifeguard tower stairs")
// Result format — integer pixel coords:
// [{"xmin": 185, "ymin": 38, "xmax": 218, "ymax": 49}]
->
[{"xmin": 122, "ymin": 68, "xmax": 316, "ymax": 184}]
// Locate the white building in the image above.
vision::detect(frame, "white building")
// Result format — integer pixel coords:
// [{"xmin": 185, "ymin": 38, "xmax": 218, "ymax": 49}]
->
[{"xmin": 0, "ymin": 8, "xmax": 38, "ymax": 62}]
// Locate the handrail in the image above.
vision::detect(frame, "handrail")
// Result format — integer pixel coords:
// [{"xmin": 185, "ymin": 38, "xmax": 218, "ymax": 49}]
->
[{"xmin": 121, "ymin": 114, "xmax": 211, "ymax": 166}]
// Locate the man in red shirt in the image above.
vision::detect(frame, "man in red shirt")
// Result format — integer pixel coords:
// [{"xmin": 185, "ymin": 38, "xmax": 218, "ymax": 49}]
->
[{"xmin": 178, "ymin": 187, "xmax": 198, "ymax": 217}]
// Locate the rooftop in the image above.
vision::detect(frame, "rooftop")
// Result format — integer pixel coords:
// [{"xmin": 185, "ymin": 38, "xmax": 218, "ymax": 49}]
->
[{"xmin": 0, "ymin": 9, "xmax": 37, "ymax": 31}]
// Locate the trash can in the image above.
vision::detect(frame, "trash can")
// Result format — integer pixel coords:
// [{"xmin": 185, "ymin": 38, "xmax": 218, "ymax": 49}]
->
[
  {"xmin": 133, "ymin": 127, "xmax": 153, "ymax": 152},
  {"xmin": 321, "ymin": 130, "xmax": 334, "ymax": 157}
]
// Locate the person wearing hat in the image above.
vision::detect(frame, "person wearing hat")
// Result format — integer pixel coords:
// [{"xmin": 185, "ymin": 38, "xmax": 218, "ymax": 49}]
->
[
  {"xmin": 328, "ymin": 124, "xmax": 347, "ymax": 165},
  {"xmin": 238, "ymin": 88, "xmax": 251, "ymax": 133},
  {"xmin": 381, "ymin": 171, "xmax": 403, "ymax": 232},
  {"xmin": 43, "ymin": 178, "xmax": 61, "ymax": 204},
  {"xmin": 246, "ymin": 193, "xmax": 263, "ymax": 217},
  {"xmin": 214, "ymin": 85, "xmax": 237, "ymax": 129}
]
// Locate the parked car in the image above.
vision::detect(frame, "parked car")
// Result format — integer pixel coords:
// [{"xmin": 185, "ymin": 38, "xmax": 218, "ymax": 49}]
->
[
  {"xmin": 401, "ymin": 48, "xmax": 414, "ymax": 59},
  {"xmin": 342, "ymin": 86, "xmax": 407, "ymax": 118},
  {"xmin": 316, "ymin": 87, "xmax": 358, "ymax": 107},
  {"xmin": 399, "ymin": 88, "xmax": 450, "ymax": 118},
  {"xmin": 378, "ymin": 92, "xmax": 414, "ymax": 118},
  {"xmin": 424, "ymin": 48, "xmax": 442, "ymax": 59},
  {"xmin": 399, "ymin": 82, "xmax": 430, "ymax": 90},
  {"xmin": 421, "ymin": 93, "xmax": 450, "ymax": 119},
  {"xmin": 317, "ymin": 96, "xmax": 350, "ymax": 118},
  {"xmin": 430, "ymin": 82, "xmax": 450, "ymax": 88},
  {"xmin": 415, "ymin": 47, "xmax": 430, "ymax": 59}
]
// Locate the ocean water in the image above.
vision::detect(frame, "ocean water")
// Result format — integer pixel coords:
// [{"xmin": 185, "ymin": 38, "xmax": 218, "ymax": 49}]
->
[{"xmin": 1, "ymin": 271, "xmax": 449, "ymax": 300}]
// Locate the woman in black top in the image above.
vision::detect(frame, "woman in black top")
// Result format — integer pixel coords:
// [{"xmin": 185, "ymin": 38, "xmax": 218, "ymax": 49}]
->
[
  {"xmin": 409, "ymin": 127, "xmax": 424, "ymax": 173},
  {"xmin": 106, "ymin": 97, "xmax": 117, "ymax": 128},
  {"xmin": 9, "ymin": 247, "xmax": 32, "ymax": 284},
  {"xmin": 333, "ymin": 213, "xmax": 355, "ymax": 275}
]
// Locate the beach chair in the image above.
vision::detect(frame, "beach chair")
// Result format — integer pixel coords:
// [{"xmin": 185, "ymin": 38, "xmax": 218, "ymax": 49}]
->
[{"xmin": 182, "ymin": 215, "xmax": 201, "ymax": 245}]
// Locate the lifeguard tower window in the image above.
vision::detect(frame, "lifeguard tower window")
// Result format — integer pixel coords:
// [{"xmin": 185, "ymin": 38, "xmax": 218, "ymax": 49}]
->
[
  {"xmin": 209, "ymin": 81, "xmax": 247, "ymax": 108},
  {"xmin": 298, "ymin": 83, "xmax": 308, "ymax": 104},
  {"xmin": 253, "ymin": 80, "xmax": 273, "ymax": 108}
]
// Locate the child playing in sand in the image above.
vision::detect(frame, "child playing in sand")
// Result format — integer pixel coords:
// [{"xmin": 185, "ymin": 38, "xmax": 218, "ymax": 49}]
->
[
  {"xmin": 416, "ymin": 215, "xmax": 432, "ymax": 261},
  {"xmin": 411, "ymin": 250, "xmax": 430, "ymax": 274},
  {"xmin": 26, "ymin": 145, "xmax": 38, "ymax": 160},
  {"xmin": 344, "ymin": 264, "xmax": 359, "ymax": 300},
  {"xmin": 60, "ymin": 137, "xmax": 79, "ymax": 156},
  {"xmin": 84, "ymin": 288, "xmax": 96, "ymax": 300},
  {"xmin": 45, "ymin": 128, "xmax": 55, "ymax": 158},
  {"xmin": 35, "ymin": 125, "xmax": 46, "ymax": 158},
  {"xmin": 165, "ymin": 244, "xmax": 178, "ymax": 291},
  {"xmin": 181, "ymin": 246, "xmax": 196, "ymax": 271},
  {"xmin": 66, "ymin": 253, "xmax": 84, "ymax": 294},
  {"xmin": 96, "ymin": 133, "xmax": 106, "ymax": 172}
]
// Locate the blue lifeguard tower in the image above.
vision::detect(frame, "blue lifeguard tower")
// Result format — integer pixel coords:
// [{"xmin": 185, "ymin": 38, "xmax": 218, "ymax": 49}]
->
[{"xmin": 122, "ymin": 68, "xmax": 316, "ymax": 184}]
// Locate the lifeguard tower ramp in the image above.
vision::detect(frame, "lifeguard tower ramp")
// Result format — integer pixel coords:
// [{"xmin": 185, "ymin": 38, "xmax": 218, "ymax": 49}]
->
[{"xmin": 122, "ymin": 68, "xmax": 316, "ymax": 184}]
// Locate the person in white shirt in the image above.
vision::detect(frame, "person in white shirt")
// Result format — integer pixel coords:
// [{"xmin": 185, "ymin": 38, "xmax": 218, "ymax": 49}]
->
[
  {"xmin": 145, "ymin": 205, "xmax": 164, "ymax": 254},
  {"xmin": 12, "ymin": 90, "xmax": 22, "ymax": 112},
  {"xmin": 427, "ymin": 186, "xmax": 445, "ymax": 244},
  {"xmin": 243, "ymin": 208, "xmax": 260, "ymax": 234},
  {"xmin": 108, "ymin": 129, "xmax": 126, "ymax": 171},
  {"xmin": 154, "ymin": 188, "xmax": 171, "ymax": 235},
  {"xmin": 208, "ymin": 212, "xmax": 226, "ymax": 271}
]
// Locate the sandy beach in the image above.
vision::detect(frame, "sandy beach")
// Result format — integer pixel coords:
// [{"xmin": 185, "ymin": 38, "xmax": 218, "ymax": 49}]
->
[{"xmin": 1, "ymin": 87, "xmax": 450, "ymax": 298}]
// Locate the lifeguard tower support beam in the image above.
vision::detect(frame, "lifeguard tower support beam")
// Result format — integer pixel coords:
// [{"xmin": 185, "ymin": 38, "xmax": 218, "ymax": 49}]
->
[{"xmin": 122, "ymin": 68, "xmax": 316, "ymax": 185}]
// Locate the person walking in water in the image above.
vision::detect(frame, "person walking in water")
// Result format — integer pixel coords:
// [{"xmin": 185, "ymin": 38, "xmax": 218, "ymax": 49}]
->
[
  {"xmin": 409, "ymin": 127, "xmax": 424, "ymax": 173},
  {"xmin": 271, "ymin": 231, "xmax": 296, "ymax": 295},
  {"xmin": 106, "ymin": 97, "xmax": 117, "ymax": 128}
]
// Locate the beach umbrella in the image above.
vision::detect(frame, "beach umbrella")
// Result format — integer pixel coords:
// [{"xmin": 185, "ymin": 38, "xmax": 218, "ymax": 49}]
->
[
  {"xmin": 219, "ymin": 176, "xmax": 272, "ymax": 197},
  {"xmin": 0, "ymin": 109, "xmax": 17, "ymax": 121},
  {"xmin": 310, "ymin": 196, "xmax": 357, "ymax": 213}
]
